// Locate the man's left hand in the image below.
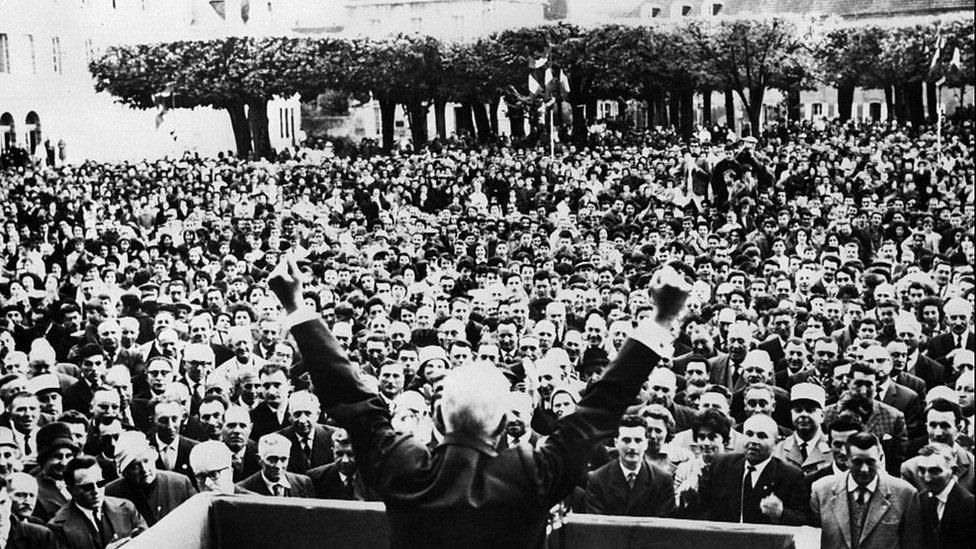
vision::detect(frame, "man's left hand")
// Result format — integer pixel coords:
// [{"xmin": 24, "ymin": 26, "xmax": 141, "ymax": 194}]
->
[{"xmin": 760, "ymin": 493, "xmax": 784, "ymax": 521}]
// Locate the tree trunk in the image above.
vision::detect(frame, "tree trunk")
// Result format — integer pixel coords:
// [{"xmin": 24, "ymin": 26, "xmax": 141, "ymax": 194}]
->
[
  {"xmin": 488, "ymin": 97, "xmax": 500, "ymax": 136},
  {"xmin": 837, "ymin": 84, "xmax": 855, "ymax": 122},
  {"xmin": 470, "ymin": 101, "xmax": 492, "ymax": 142},
  {"xmin": 247, "ymin": 99, "xmax": 271, "ymax": 159},
  {"xmin": 745, "ymin": 85, "xmax": 764, "ymax": 137},
  {"xmin": 434, "ymin": 100, "xmax": 447, "ymax": 140},
  {"xmin": 657, "ymin": 92, "xmax": 669, "ymax": 127},
  {"xmin": 884, "ymin": 85, "xmax": 895, "ymax": 121},
  {"xmin": 379, "ymin": 99, "xmax": 396, "ymax": 152},
  {"xmin": 456, "ymin": 103, "xmax": 474, "ymax": 137},
  {"xmin": 507, "ymin": 105, "xmax": 525, "ymax": 138},
  {"xmin": 893, "ymin": 85, "xmax": 907, "ymax": 124},
  {"xmin": 701, "ymin": 89, "xmax": 712, "ymax": 127},
  {"xmin": 724, "ymin": 89, "xmax": 736, "ymax": 133},
  {"xmin": 406, "ymin": 100, "xmax": 429, "ymax": 148},
  {"xmin": 226, "ymin": 103, "xmax": 252, "ymax": 159},
  {"xmin": 907, "ymin": 81, "xmax": 925, "ymax": 127},
  {"xmin": 617, "ymin": 99, "xmax": 628, "ymax": 125},
  {"xmin": 679, "ymin": 89, "xmax": 695, "ymax": 140},
  {"xmin": 926, "ymin": 82, "xmax": 938, "ymax": 122},
  {"xmin": 585, "ymin": 97, "xmax": 598, "ymax": 125},
  {"xmin": 668, "ymin": 91, "xmax": 680, "ymax": 131},
  {"xmin": 786, "ymin": 89, "xmax": 801, "ymax": 122}
]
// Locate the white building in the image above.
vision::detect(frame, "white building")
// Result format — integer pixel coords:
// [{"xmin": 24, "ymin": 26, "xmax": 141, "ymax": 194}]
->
[{"xmin": 0, "ymin": 0, "xmax": 301, "ymax": 163}]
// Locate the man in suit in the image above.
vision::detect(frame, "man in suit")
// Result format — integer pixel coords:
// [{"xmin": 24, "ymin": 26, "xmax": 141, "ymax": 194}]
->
[
  {"xmin": 221, "ymin": 405, "xmax": 261, "ymax": 482},
  {"xmin": 104, "ymin": 432, "xmax": 196, "ymax": 527},
  {"xmin": 807, "ymin": 417, "xmax": 865, "ymax": 487},
  {"xmin": 495, "ymin": 391, "xmax": 542, "ymax": 451},
  {"xmin": 61, "ymin": 345, "xmax": 105, "ymax": 415},
  {"xmin": 893, "ymin": 318, "xmax": 945, "ymax": 390},
  {"xmin": 237, "ymin": 433, "xmax": 314, "ymax": 498},
  {"xmin": 926, "ymin": 298, "xmax": 974, "ymax": 361},
  {"xmin": 810, "ymin": 432, "xmax": 918, "ymax": 549},
  {"xmin": 708, "ymin": 322, "xmax": 752, "ymax": 393},
  {"xmin": 773, "ymin": 383, "xmax": 832, "ymax": 477},
  {"xmin": 900, "ymin": 398, "xmax": 974, "ymax": 494},
  {"xmin": 864, "ymin": 345, "xmax": 924, "ymax": 439},
  {"xmin": 0, "ymin": 476, "xmax": 58, "ymax": 549},
  {"xmin": 277, "ymin": 391, "xmax": 335, "ymax": 474},
  {"xmin": 645, "ymin": 367, "xmax": 696, "ymax": 432},
  {"xmin": 147, "ymin": 398, "xmax": 198, "ymax": 484},
  {"xmin": 189, "ymin": 440, "xmax": 255, "ymax": 495},
  {"xmin": 584, "ymin": 414, "xmax": 674, "ymax": 517},
  {"xmin": 32, "ymin": 421, "xmax": 80, "ymax": 522},
  {"xmin": 759, "ymin": 308, "xmax": 793, "ymax": 367},
  {"xmin": 695, "ymin": 414, "xmax": 809, "ymax": 525},
  {"xmin": 268, "ymin": 258, "xmax": 689, "ymax": 547},
  {"xmin": 249, "ymin": 366, "xmax": 291, "ymax": 441},
  {"xmin": 904, "ymin": 443, "xmax": 975, "ymax": 549},
  {"xmin": 307, "ymin": 428, "xmax": 380, "ymax": 501},
  {"xmin": 47, "ymin": 455, "xmax": 148, "ymax": 549}
]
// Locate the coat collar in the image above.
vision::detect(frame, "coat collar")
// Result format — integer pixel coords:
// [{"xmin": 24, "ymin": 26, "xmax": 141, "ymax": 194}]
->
[{"xmin": 438, "ymin": 433, "xmax": 498, "ymax": 457}]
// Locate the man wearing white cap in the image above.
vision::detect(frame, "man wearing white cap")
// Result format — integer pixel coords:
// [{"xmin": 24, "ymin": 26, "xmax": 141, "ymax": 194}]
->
[
  {"xmin": 927, "ymin": 297, "xmax": 974, "ymax": 360},
  {"xmin": 774, "ymin": 383, "xmax": 831, "ymax": 476},
  {"xmin": 29, "ymin": 374, "xmax": 63, "ymax": 420},
  {"xmin": 105, "ymin": 431, "xmax": 196, "ymax": 526}
]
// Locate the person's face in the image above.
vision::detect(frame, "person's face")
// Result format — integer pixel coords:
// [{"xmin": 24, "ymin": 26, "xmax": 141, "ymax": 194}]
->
[
  {"xmin": 694, "ymin": 426, "xmax": 725, "ymax": 459},
  {"xmin": 742, "ymin": 363, "xmax": 771, "ymax": 386},
  {"xmin": 222, "ymin": 411, "xmax": 252, "ymax": 451},
  {"xmin": 791, "ymin": 401, "xmax": 824, "ymax": 435},
  {"xmin": 333, "ymin": 442, "xmax": 357, "ymax": 477},
  {"xmin": 849, "ymin": 371, "xmax": 877, "ymax": 401},
  {"xmin": 8, "ymin": 477, "xmax": 37, "ymax": 519},
  {"xmin": 199, "ymin": 402, "xmax": 225, "ymax": 440},
  {"xmin": 744, "ymin": 389, "xmax": 774, "ymax": 417},
  {"xmin": 926, "ymin": 409, "xmax": 959, "ymax": 446},
  {"xmin": 948, "ymin": 309, "xmax": 971, "ymax": 335},
  {"xmin": 10, "ymin": 397, "xmax": 39, "ymax": 433},
  {"xmin": 813, "ymin": 342, "xmax": 838, "ymax": 370},
  {"xmin": 916, "ymin": 453, "xmax": 955, "ymax": 495},
  {"xmin": 645, "ymin": 417, "xmax": 667, "ymax": 454},
  {"xmin": 123, "ymin": 453, "xmax": 158, "ymax": 486},
  {"xmin": 728, "ymin": 333, "xmax": 749, "ymax": 362},
  {"xmin": 742, "ymin": 418, "xmax": 776, "ymax": 464},
  {"xmin": 956, "ymin": 375, "xmax": 975, "ymax": 409},
  {"xmin": 289, "ymin": 402, "xmax": 319, "ymax": 439},
  {"xmin": 154, "ymin": 403, "xmax": 184, "ymax": 444},
  {"xmin": 69, "ymin": 466, "xmax": 106, "ymax": 511},
  {"xmin": 81, "ymin": 354, "xmax": 107, "ymax": 385},
  {"xmin": 261, "ymin": 371, "xmax": 290, "ymax": 409},
  {"xmin": 260, "ymin": 447, "xmax": 289, "ymax": 482},
  {"xmin": 195, "ymin": 463, "xmax": 234, "ymax": 494},
  {"xmin": 848, "ymin": 444, "xmax": 881, "ymax": 486},
  {"xmin": 146, "ymin": 362, "xmax": 174, "ymax": 394},
  {"xmin": 615, "ymin": 425, "xmax": 648, "ymax": 469},
  {"xmin": 685, "ymin": 361, "xmax": 709, "ymax": 385},
  {"xmin": 42, "ymin": 446, "xmax": 75, "ymax": 481},
  {"xmin": 551, "ymin": 393, "xmax": 576, "ymax": 418}
]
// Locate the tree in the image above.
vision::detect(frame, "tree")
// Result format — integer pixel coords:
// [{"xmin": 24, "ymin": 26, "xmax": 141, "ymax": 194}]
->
[
  {"xmin": 877, "ymin": 24, "xmax": 935, "ymax": 126},
  {"xmin": 818, "ymin": 24, "xmax": 886, "ymax": 121}
]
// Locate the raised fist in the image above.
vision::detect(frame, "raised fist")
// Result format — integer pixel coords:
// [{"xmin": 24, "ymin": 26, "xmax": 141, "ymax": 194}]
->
[{"xmin": 649, "ymin": 265, "xmax": 692, "ymax": 328}]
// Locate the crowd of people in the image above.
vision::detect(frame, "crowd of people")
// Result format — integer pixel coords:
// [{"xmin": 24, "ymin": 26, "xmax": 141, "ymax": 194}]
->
[{"xmin": 0, "ymin": 114, "xmax": 973, "ymax": 549}]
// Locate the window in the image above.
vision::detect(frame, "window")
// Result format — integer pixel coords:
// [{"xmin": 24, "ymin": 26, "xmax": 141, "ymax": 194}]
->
[
  {"xmin": 811, "ymin": 103, "xmax": 823, "ymax": 116},
  {"xmin": 639, "ymin": 3, "xmax": 661, "ymax": 19},
  {"xmin": 52, "ymin": 37, "xmax": 63, "ymax": 74},
  {"xmin": 26, "ymin": 34, "xmax": 36, "ymax": 74},
  {"xmin": 681, "ymin": 5, "xmax": 692, "ymax": 16},
  {"xmin": 710, "ymin": 2, "xmax": 723, "ymax": 15},
  {"xmin": 0, "ymin": 34, "xmax": 9, "ymax": 73}
]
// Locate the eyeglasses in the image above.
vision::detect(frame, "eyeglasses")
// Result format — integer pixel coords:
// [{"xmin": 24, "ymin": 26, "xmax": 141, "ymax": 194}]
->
[
  {"xmin": 263, "ymin": 455, "xmax": 289, "ymax": 465},
  {"xmin": 74, "ymin": 479, "xmax": 109, "ymax": 492},
  {"xmin": 195, "ymin": 467, "xmax": 230, "ymax": 482},
  {"xmin": 746, "ymin": 399, "xmax": 771, "ymax": 408}
]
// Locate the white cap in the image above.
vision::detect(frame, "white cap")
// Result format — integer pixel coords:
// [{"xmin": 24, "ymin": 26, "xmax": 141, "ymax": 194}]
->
[{"xmin": 790, "ymin": 383, "xmax": 826, "ymax": 408}]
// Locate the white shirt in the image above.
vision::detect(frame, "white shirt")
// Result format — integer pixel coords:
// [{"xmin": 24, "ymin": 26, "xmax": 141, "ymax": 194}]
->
[
  {"xmin": 933, "ymin": 477, "xmax": 956, "ymax": 521},
  {"xmin": 156, "ymin": 434, "xmax": 178, "ymax": 469},
  {"xmin": 75, "ymin": 503, "xmax": 101, "ymax": 531},
  {"xmin": 793, "ymin": 429, "xmax": 823, "ymax": 457},
  {"xmin": 847, "ymin": 473, "xmax": 879, "ymax": 501},
  {"xmin": 744, "ymin": 457, "xmax": 772, "ymax": 488},
  {"xmin": 262, "ymin": 472, "xmax": 291, "ymax": 496},
  {"xmin": 619, "ymin": 460, "xmax": 642, "ymax": 483}
]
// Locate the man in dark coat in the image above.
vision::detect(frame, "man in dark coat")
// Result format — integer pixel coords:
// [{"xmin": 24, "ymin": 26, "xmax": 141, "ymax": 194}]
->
[
  {"xmin": 104, "ymin": 432, "xmax": 196, "ymax": 526},
  {"xmin": 236, "ymin": 433, "xmax": 314, "ymax": 498},
  {"xmin": 905, "ymin": 443, "xmax": 975, "ymax": 549},
  {"xmin": 306, "ymin": 430, "xmax": 380, "ymax": 501},
  {"xmin": 268, "ymin": 258, "xmax": 689, "ymax": 548},
  {"xmin": 146, "ymin": 400, "xmax": 198, "ymax": 484},
  {"xmin": 584, "ymin": 415, "xmax": 674, "ymax": 517},
  {"xmin": 1, "ymin": 476, "xmax": 58, "ymax": 549},
  {"xmin": 276, "ymin": 391, "xmax": 335, "ymax": 475}
]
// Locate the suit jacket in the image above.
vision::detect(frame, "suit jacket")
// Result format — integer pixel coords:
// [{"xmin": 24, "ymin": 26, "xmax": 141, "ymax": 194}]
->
[
  {"xmin": 893, "ymin": 370, "xmax": 926, "ymax": 398},
  {"xmin": 34, "ymin": 475, "xmax": 70, "ymax": 523},
  {"xmin": 307, "ymin": 462, "xmax": 381, "ymax": 501},
  {"xmin": 881, "ymin": 382, "xmax": 923, "ymax": 439},
  {"xmin": 146, "ymin": 431, "xmax": 198, "ymax": 483},
  {"xmin": 901, "ymin": 445, "xmax": 974, "ymax": 495},
  {"xmin": 231, "ymin": 440, "xmax": 262, "ymax": 482},
  {"xmin": 758, "ymin": 337, "xmax": 786, "ymax": 368},
  {"xmin": 773, "ymin": 433, "xmax": 833, "ymax": 476},
  {"xmin": 810, "ymin": 472, "xmax": 917, "ymax": 549},
  {"xmin": 925, "ymin": 331, "xmax": 974, "ymax": 361},
  {"xmin": 289, "ymin": 311, "xmax": 670, "ymax": 548},
  {"xmin": 495, "ymin": 430, "xmax": 542, "ymax": 452},
  {"xmin": 250, "ymin": 402, "xmax": 290, "ymax": 441},
  {"xmin": 824, "ymin": 399, "xmax": 908, "ymax": 476},
  {"xmin": 278, "ymin": 424, "xmax": 336, "ymax": 474},
  {"xmin": 236, "ymin": 471, "xmax": 315, "ymax": 498},
  {"xmin": 708, "ymin": 353, "xmax": 747, "ymax": 393},
  {"xmin": 46, "ymin": 497, "xmax": 148, "ymax": 549},
  {"xmin": 907, "ymin": 353, "xmax": 946, "ymax": 391},
  {"xmin": 904, "ymin": 482, "xmax": 975, "ymax": 549},
  {"xmin": 584, "ymin": 459, "xmax": 675, "ymax": 517},
  {"xmin": 730, "ymin": 385, "xmax": 792, "ymax": 428},
  {"xmin": 6, "ymin": 515, "xmax": 57, "ymax": 549},
  {"xmin": 61, "ymin": 380, "xmax": 95, "ymax": 415},
  {"xmin": 697, "ymin": 453, "xmax": 809, "ymax": 525},
  {"xmin": 104, "ymin": 470, "xmax": 196, "ymax": 526}
]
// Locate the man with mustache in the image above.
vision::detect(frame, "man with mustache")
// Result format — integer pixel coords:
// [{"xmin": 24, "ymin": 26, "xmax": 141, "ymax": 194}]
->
[
  {"xmin": 900, "ymin": 399, "xmax": 974, "ymax": 495},
  {"xmin": 904, "ymin": 443, "xmax": 975, "ymax": 549},
  {"xmin": 583, "ymin": 414, "xmax": 674, "ymax": 517}
]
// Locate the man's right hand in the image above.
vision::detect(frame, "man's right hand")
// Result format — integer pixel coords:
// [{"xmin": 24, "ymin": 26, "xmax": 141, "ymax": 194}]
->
[
  {"xmin": 650, "ymin": 265, "xmax": 692, "ymax": 328},
  {"xmin": 268, "ymin": 256, "xmax": 305, "ymax": 314}
]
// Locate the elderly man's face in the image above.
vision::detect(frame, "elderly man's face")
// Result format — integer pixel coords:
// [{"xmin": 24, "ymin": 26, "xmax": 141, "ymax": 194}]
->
[
  {"xmin": 8, "ymin": 476, "xmax": 36, "ymax": 519},
  {"xmin": 260, "ymin": 446, "xmax": 289, "ymax": 482}
]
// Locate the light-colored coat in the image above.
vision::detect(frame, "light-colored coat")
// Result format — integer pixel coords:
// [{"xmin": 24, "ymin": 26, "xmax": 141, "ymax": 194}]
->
[
  {"xmin": 774, "ymin": 433, "xmax": 833, "ymax": 475},
  {"xmin": 810, "ymin": 472, "xmax": 917, "ymax": 549}
]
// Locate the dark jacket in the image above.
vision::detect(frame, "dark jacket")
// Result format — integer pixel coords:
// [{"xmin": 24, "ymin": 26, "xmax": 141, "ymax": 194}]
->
[
  {"xmin": 33, "ymin": 475, "xmax": 70, "ymax": 523},
  {"xmin": 231, "ymin": 439, "xmax": 262, "ymax": 482},
  {"xmin": 46, "ymin": 497, "xmax": 148, "ymax": 549},
  {"xmin": 236, "ymin": 471, "xmax": 315, "ymax": 498},
  {"xmin": 881, "ymin": 381, "xmax": 924, "ymax": 439},
  {"xmin": 277, "ymin": 423, "xmax": 336, "ymax": 475},
  {"xmin": 104, "ymin": 470, "xmax": 196, "ymax": 526},
  {"xmin": 6, "ymin": 516, "xmax": 57, "ymax": 549},
  {"xmin": 905, "ymin": 482, "xmax": 975, "ymax": 549},
  {"xmin": 584, "ymin": 459, "xmax": 675, "ymax": 517},
  {"xmin": 290, "ymin": 314, "xmax": 669, "ymax": 548},
  {"xmin": 146, "ymin": 430, "xmax": 198, "ymax": 483},
  {"xmin": 925, "ymin": 331, "xmax": 974, "ymax": 361},
  {"xmin": 697, "ymin": 453, "xmax": 810, "ymax": 525},
  {"xmin": 908, "ymin": 353, "xmax": 946, "ymax": 391},
  {"xmin": 306, "ymin": 462, "xmax": 381, "ymax": 501},
  {"xmin": 250, "ymin": 402, "xmax": 290, "ymax": 441},
  {"xmin": 61, "ymin": 380, "xmax": 95, "ymax": 415}
]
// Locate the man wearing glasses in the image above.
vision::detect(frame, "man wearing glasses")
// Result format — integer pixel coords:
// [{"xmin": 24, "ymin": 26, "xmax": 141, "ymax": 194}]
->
[
  {"xmin": 188, "ymin": 441, "xmax": 249, "ymax": 495},
  {"xmin": 236, "ymin": 433, "xmax": 313, "ymax": 498},
  {"xmin": 48, "ymin": 455, "xmax": 147, "ymax": 549},
  {"xmin": 105, "ymin": 431, "xmax": 195, "ymax": 527}
]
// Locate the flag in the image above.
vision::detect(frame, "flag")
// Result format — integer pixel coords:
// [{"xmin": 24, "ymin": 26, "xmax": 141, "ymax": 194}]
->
[
  {"xmin": 528, "ymin": 74, "xmax": 541, "ymax": 95},
  {"xmin": 241, "ymin": 0, "xmax": 250, "ymax": 23},
  {"xmin": 544, "ymin": 68, "xmax": 554, "ymax": 87},
  {"xmin": 209, "ymin": 0, "xmax": 226, "ymax": 19},
  {"xmin": 152, "ymin": 84, "xmax": 175, "ymax": 130},
  {"xmin": 559, "ymin": 70, "xmax": 570, "ymax": 95},
  {"xmin": 529, "ymin": 55, "xmax": 547, "ymax": 69},
  {"xmin": 950, "ymin": 47, "xmax": 962, "ymax": 70},
  {"xmin": 929, "ymin": 33, "xmax": 946, "ymax": 72}
]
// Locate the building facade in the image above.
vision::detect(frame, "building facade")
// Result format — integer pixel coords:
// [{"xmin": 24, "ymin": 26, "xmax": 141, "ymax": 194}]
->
[{"xmin": 0, "ymin": 0, "xmax": 300, "ymax": 163}]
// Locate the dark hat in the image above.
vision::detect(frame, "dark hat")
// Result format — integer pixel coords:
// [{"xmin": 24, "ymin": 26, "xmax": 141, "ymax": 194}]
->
[
  {"xmin": 36, "ymin": 421, "xmax": 79, "ymax": 465},
  {"xmin": 580, "ymin": 348, "xmax": 610, "ymax": 373}
]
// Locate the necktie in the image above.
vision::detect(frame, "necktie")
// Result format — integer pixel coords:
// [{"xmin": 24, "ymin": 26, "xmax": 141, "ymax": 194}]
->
[
  {"xmin": 273, "ymin": 484, "xmax": 284, "ymax": 497},
  {"xmin": 302, "ymin": 440, "xmax": 312, "ymax": 463},
  {"xmin": 740, "ymin": 464, "xmax": 756, "ymax": 523},
  {"xmin": 856, "ymin": 487, "xmax": 868, "ymax": 505},
  {"xmin": 626, "ymin": 472, "xmax": 637, "ymax": 490},
  {"xmin": 798, "ymin": 441, "xmax": 808, "ymax": 462},
  {"xmin": 162, "ymin": 446, "xmax": 174, "ymax": 470},
  {"xmin": 924, "ymin": 494, "xmax": 940, "ymax": 524},
  {"xmin": 93, "ymin": 509, "xmax": 109, "ymax": 547}
]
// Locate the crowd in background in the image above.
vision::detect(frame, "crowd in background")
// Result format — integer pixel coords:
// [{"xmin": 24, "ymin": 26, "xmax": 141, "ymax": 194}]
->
[{"xmin": 0, "ymin": 115, "xmax": 973, "ymax": 548}]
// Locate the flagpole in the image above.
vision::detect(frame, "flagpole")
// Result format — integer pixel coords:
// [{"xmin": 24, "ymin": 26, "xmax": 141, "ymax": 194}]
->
[{"xmin": 549, "ymin": 107, "xmax": 555, "ymax": 158}]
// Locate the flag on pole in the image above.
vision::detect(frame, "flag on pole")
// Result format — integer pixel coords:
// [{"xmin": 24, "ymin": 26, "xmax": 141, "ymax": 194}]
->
[
  {"xmin": 929, "ymin": 33, "xmax": 946, "ymax": 72},
  {"xmin": 529, "ymin": 55, "xmax": 547, "ymax": 69},
  {"xmin": 528, "ymin": 75, "xmax": 541, "ymax": 95},
  {"xmin": 209, "ymin": 0, "xmax": 226, "ymax": 19},
  {"xmin": 559, "ymin": 70, "xmax": 570, "ymax": 95},
  {"xmin": 949, "ymin": 47, "xmax": 962, "ymax": 70},
  {"xmin": 152, "ymin": 84, "xmax": 175, "ymax": 130},
  {"xmin": 544, "ymin": 68, "xmax": 554, "ymax": 87}
]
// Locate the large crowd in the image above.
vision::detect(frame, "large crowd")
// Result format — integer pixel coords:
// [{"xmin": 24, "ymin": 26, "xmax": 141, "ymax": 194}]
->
[{"xmin": 0, "ymin": 114, "xmax": 973, "ymax": 548}]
